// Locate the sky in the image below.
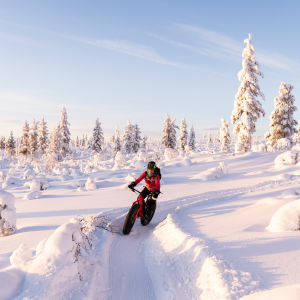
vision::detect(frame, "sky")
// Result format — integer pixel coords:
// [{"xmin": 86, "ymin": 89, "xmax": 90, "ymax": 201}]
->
[{"xmin": 0, "ymin": 0, "xmax": 300, "ymax": 140}]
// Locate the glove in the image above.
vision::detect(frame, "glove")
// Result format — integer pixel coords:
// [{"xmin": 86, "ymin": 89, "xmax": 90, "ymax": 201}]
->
[
  {"xmin": 128, "ymin": 182, "xmax": 136, "ymax": 191},
  {"xmin": 152, "ymin": 190, "xmax": 160, "ymax": 200}
]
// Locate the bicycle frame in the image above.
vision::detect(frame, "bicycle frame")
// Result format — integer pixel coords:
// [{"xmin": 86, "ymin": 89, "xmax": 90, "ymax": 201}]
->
[{"xmin": 131, "ymin": 188, "xmax": 151, "ymax": 221}]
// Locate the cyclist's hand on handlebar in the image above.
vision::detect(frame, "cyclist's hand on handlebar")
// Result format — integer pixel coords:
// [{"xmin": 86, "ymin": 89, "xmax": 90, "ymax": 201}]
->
[{"xmin": 128, "ymin": 182, "xmax": 136, "ymax": 191}]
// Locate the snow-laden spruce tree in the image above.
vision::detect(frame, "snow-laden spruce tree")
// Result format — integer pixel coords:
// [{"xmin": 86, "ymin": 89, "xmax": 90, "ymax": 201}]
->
[
  {"xmin": 178, "ymin": 117, "xmax": 188, "ymax": 150},
  {"xmin": 203, "ymin": 133, "xmax": 206, "ymax": 140},
  {"xmin": 5, "ymin": 132, "xmax": 16, "ymax": 157},
  {"xmin": 132, "ymin": 124, "xmax": 142, "ymax": 153},
  {"xmin": 60, "ymin": 107, "xmax": 71, "ymax": 156},
  {"xmin": 142, "ymin": 135, "xmax": 148, "ymax": 151},
  {"xmin": 123, "ymin": 120, "xmax": 133, "ymax": 153},
  {"xmin": 75, "ymin": 136, "xmax": 80, "ymax": 148},
  {"xmin": 0, "ymin": 136, "xmax": 5, "ymax": 150},
  {"xmin": 206, "ymin": 131, "xmax": 213, "ymax": 151},
  {"xmin": 91, "ymin": 118, "xmax": 104, "ymax": 153},
  {"xmin": 265, "ymin": 81, "xmax": 297, "ymax": 146},
  {"xmin": 114, "ymin": 124, "xmax": 121, "ymax": 152},
  {"xmin": 19, "ymin": 119, "xmax": 31, "ymax": 157},
  {"xmin": 29, "ymin": 119, "xmax": 39, "ymax": 156},
  {"xmin": 219, "ymin": 118, "xmax": 231, "ymax": 153},
  {"xmin": 46, "ymin": 124, "xmax": 62, "ymax": 164},
  {"xmin": 161, "ymin": 114, "xmax": 179, "ymax": 149},
  {"xmin": 37, "ymin": 117, "xmax": 48, "ymax": 155},
  {"xmin": 231, "ymin": 34, "xmax": 265, "ymax": 153},
  {"xmin": 81, "ymin": 134, "xmax": 85, "ymax": 148},
  {"xmin": 188, "ymin": 125, "xmax": 196, "ymax": 150}
]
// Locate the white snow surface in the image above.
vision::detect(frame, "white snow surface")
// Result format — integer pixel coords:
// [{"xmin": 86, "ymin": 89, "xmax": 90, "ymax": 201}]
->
[{"xmin": 1, "ymin": 151, "xmax": 300, "ymax": 299}]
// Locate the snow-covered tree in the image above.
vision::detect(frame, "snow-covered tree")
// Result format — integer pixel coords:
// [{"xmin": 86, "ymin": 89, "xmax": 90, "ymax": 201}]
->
[
  {"xmin": 29, "ymin": 119, "xmax": 39, "ymax": 156},
  {"xmin": 161, "ymin": 114, "xmax": 179, "ymax": 149},
  {"xmin": 231, "ymin": 34, "xmax": 265, "ymax": 153},
  {"xmin": 19, "ymin": 120, "xmax": 31, "ymax": 157},
  {"xmin": 114, "ymin": 124, "xmax": 121, "ymax": 152},
  {"xmin": 0, "ymin": 136, "xmax": 5, "ymax": 150},
  {"xmin": 265, "ymin": 82, "xmax": 297, "ymax": 146},
  {"xmin": 203, "ymin": 133, "xmax": 206, "ymax": 140},
  {"xmin": 5, "ymin": 131, "xmax": 16, "ymax": 157},
  {"xmin": 46, "ymin": 124, "xmax": 62, "ymax": 163},
  {"xmin": 178, "ymin": 117, "xmax": 188, "ymax": 150},
  {"xmin": 142, "ymin": 135, "xmax": 148, "ymax": 151},
  {"xmin": 123, "ymin": 120, "xmax": 133, "ymax": 153},
  {"xmin": 38, "ymin": 117, "xmax": 49, "ymax": 155},
  {"xmin": 132, "ymin": 124, "xmax": 142, "ymax": 153},
  {"xmin": 91, "ymin": 118, "xmax": 104, "ymax": 153},
  {"xmin": 219, "ymin": 118, "xmax": 231, "ymax": 153},
  {"xmin": 188, "ymin": 125, "xmax": 196, "ymax": 150},
  {"xmin": 75, "ymin": 136, "xmax": 80, "ymax": 148},
  {"xmin": 60, "ymin": 107, "xmax": 71, "ymax": 156},
  {"xmin": 206, "ymin": 131, "xmax": 213, "ymax": 151},
  {"xmin": 81, "ymin": 134, "xmax": 85, "ymax": 148}
]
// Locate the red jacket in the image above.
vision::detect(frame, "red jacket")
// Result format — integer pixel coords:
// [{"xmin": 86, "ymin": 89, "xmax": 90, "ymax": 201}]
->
[{"xmin": 135, "ymin": 172, "xmax": 160, "ymax": 191}]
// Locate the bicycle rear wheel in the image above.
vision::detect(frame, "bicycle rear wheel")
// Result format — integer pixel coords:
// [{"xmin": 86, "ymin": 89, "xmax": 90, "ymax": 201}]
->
[{"xmin": 123, "ymin": 203, "xmax": 140, "ymax": 235}]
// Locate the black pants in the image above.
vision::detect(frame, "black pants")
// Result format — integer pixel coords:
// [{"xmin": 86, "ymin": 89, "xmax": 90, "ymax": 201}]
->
[{"xmin": 140, "ymin": 187, "xmax": 157, "ymax": 215}]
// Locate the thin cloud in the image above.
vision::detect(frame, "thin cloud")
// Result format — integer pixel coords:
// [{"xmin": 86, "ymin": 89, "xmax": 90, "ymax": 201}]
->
[{"xmin": 68, "ymin": 36, "xmax": 185, "ymax": 67}]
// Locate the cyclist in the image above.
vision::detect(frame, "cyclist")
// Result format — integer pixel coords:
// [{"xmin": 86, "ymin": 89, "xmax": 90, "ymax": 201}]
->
[{"xmin": 128, "ymin": 161, "xmax": 160, "ymax": 218}]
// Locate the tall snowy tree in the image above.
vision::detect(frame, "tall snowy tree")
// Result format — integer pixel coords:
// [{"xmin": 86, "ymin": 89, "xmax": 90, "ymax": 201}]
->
[
  {"xmin": 161, "ymin": 114, "xmax": 179, "ymax": 149},
  {"xmin": 219, "ymin": 118, "xmax": 231, "ymax": 153},
  {"xmin": 114, "ymin": 124, "xmax": 121, "ymax": 152},
  {"xmin": 231, "ymin": 34, "xmax": 265, "ymax": 153},
  {"xmin": 75, "ymin": 136, "xmax": 80, "ymax": 148},
  {"xmin": 60, "ymin": 107, "xmax": 71, "ymax": 156},
  {"xmin": 91, "ymin": 118, "xmax": 104, "ymax": 153},
  {"xmin": 123, "ymin": 120, "xmax": 133, "ymax": 153},
  {"xmin": 265, "ymin": 82, "xmax": 297, "ymax": 146},
  {"xmin": 132, "ymin": 124, "xmax": 142, "ymax": 153},
  {"xmin": 178, "ymin": 117, "xmax": 188, "ymax": 150},
  {"xmin": 19, "ymin": 120, "xmax": 31, "ymax": 157},
  {"xmin": 142, "ymin": 135, "xmax": 148, "ymax": 151},
  {"xmin": 29, "ymin": 119, "xmax": 39, "ymax": 156},
  {"xmin": 188, "ymin": 125, "xmax": 196, "ymax": 150},
  {"xmin": 5, "ymin": 131, "xmax": 16, "ymax": 157},
  {"xmin": 81, "ymin": 134, "xmax": 85, "ymax": 148},
  {"xmin": 47, "ymin": 124, "xmax": 62, "ymax": 162},
  {"xmin": 38, "ymin": 117, "xmax": 49, "ymax": 155},
  {"xmin": 0, "ymin": 136, "xmax": 5, "ymax": 150}
]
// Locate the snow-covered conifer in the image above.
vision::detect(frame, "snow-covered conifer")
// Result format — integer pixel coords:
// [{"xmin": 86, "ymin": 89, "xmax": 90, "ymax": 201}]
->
[
  {"xmin": 123, "ymin": 120, "xmax": 133, "ymax": 153},
  {"xmin": 179, "ymin": 117, "xmax": 188, "ymax": 150},
  {"xmin": 142, "ymin": 136, "xmax": 148, "ymax": 151},
  {"xmin": 219, "ymin": 118, "xmax": 231, "ymax": 153},
  {"xmin": 114, "ymin": 124, "xmax": 121, "ymax": 152},
  {"xmin": 19, "ymin": 120, "xmax": 31, "ymax": 157},
  {"xmin": 5, "ymin": 131, "xmax": 16, "ymax": 157},
  {"xmin": 60, "ymin": 107, "xmax": 71, "ymax": 156},
  {"xmin": 188, "ymin": 125, "xmax": 196, "ymax": 150},
  {"xmin": 132, "ymin": 124, "xmax": 142, "ymax": 153},
  {"xmin": 81, "ymin": 134, "xmax": 85, "ymax": 148},
  {"xmin": 265, "ymin": 82, "xmax": 297, "ymax": 146},
  {"xmin": 75, "ymin": 136, "xmax": 80, "ymax": 148},
  {"xmin": 38, "ymin": 117, "xmax": 48, "ymax": 155},
  {"xmin": 207, "ymin": 131, "xmax": 212, "ymax": 143},
  {"xmin": 91, "ymin": 118, "xmax": 104, "ymax": 153},
  {"xmin": 203, "ymin": 133, "xmax": 206, "ymax": 140},
  {"xmin": 206, "ymin": 131, "xmax": 213, "ymax": 151},
  {"xmin": 231, "ymin": 34, "xmax": 265, "ymax": 153},
  {"xmin": 29, "ymin": 119, "xmax": 39, "ymax": 156},
  {"xmin": 161, "ymin": 114, "xmax": 179, "ymax": 149},
  {"xmin": 0, "ymin": 136, "xmax": 5, "ymax": 150}
]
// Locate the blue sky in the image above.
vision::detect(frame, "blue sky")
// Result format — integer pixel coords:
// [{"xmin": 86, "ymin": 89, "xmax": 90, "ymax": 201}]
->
[{"xmin": 0, "ymin": 0, "xmax": 300, "ymax": 140}]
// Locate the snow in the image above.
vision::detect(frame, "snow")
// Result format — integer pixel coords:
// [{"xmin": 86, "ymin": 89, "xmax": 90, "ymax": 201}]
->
[
  {"xmin": 2, "ymin": 147, "xmax": 300, "ymax": 299},
  {"xmin": 274, "ymin": 150, "xmax": 300, "ymax": 165}
]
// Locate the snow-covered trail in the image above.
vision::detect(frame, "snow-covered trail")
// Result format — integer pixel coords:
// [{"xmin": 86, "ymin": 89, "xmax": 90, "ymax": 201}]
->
[{"xmin": 83, "ymin": 175, "xmax": 300, "ymax": 300}]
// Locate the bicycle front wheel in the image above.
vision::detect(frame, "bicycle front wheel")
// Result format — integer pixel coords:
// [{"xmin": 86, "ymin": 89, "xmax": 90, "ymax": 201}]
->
[{"xmin": 123, "ymin": 203, "xmax": 140, "ymax": 235}]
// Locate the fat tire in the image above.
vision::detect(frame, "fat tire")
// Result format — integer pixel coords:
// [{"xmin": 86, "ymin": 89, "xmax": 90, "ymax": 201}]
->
[
  {"xmin": 141, "ymin": 201, "xmax": 156, "ymax": 226},
  {"xmin": 123, "ymin": 203, "xmax": 140, "ymax": 235}
]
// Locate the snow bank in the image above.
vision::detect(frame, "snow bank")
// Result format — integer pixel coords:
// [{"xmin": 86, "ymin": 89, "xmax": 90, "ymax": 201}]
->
[
  {"xmin": 0, "ymin": 190, "xmax": 17, "ymax": 235},
  {"xmin": 125, "ymin": 173, "xmax": 136, "ymax": 182},
  {"xmin": 2, "ymin": 176, "xmax": 20, "ymax": 189},
  {"xmin": 10, "ymin": 244, "xmax": 32, "ymax": 267},
  {"xmin": 0, "ymin": 268, "xmax": 25, "ymax": 300},
  {"xmin": 192, "ymin": 163, "xmax": 228, "ymax": 181},
  {"xmin": 274, "ymin": 151, "xmax": 300, "ymax": 165},
  {"xmin": 268, "ymin": 200, "xmax": 300, "ymax": 232},
  {"xmin": 180, "ymin": 156, "xmax": 192, "ymax": 166},
  {"xmin": 24, "ymin": 191, "xmax": 42, "ymax": 200},
  {"xmin": 241, "ymin": 284, "xmax": 300, "ymax": 300},
  {"xmin": 143, "ymin": 213, "xmax": 259, "ymax": 300},
  {"xmin": 273, "ymin": 173, "xmax": 291, "ymax": 181},
  {"xmin": 59, "ymin": 174, "xmax": 73, "ymax": 181},
  {"xmin": 279, "ymin": 188, "xmax": 300, "ymax": 199}
]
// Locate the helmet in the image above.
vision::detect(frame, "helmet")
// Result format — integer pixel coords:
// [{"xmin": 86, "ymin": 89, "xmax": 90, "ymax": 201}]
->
[{"xmin": 147, "ymin": 161, "xmax": 156, "ymax": 170}]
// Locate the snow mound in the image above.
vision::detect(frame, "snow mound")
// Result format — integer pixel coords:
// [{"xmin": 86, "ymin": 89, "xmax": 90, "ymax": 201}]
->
[
  {"xmin": 10, "ymin": 244, "xmax": 32, "ymax": 267},
  {"xmin": 134, "ymin": 160, "xmax": 146, "ymax": 170},
  {"xmin": 279, "ymin": 188, "xmax": 300, "ymax": 199},
  {"xmin": 0, "ymin": 268, "xmax": 24, "ymax": 300},
  {"xmin": 59, "ymin": 174, "xmax": 73, "ymax": 181},
  {"xmin": 241, "ymin": 284, "xmax": 300, "ymax": 300},
  {"xmin": 125, "ymin": 173, "xmax": 136, "ymax": 182},
  {"xmin": 192, "ymin": 163, "xmax": 228, "ymax": 181},
  {"xmin": 77, "ymin": 186, "xmax": 86, "ymax": 192},
  {"xmin": 274, "ymin": 151, "xmax": 300, "ymax": 165},
  {"xmin": 180, "ymin": 156, "xmax": 192, "ymax": 166},
  {"xmin": 2, "ymin": 176, "xmax": 20, "ymax": 189},
  {"xmin": 268, "ymin": 200, "xmax": 300, "ymax": 232},
  {"xmin": 85, "ymin": 177, "xmax": 97, "ymax": 191},
  {"xmin": 255, "ymin": 197, "xmax": 280, "ymax": 205},
  {"xmin": 273, "ymin": 173, "xmax": 291, "ymax": 181},
  {"xmin": 24, "ymin": 191, "xmax": 42, "ymax": 200},
  {"xmin": 0, "ymin": 190, "xmax": 17, "ymax": 235},
  {"xmin": 144, "ymin": 213, "xmax": 259, "ymax": 300}
]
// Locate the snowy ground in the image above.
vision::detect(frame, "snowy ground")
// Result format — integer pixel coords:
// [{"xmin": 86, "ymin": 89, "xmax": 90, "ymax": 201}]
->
[{"xmin": 1, "ymin": 150, "xmax": 300, "ymax": 299}]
